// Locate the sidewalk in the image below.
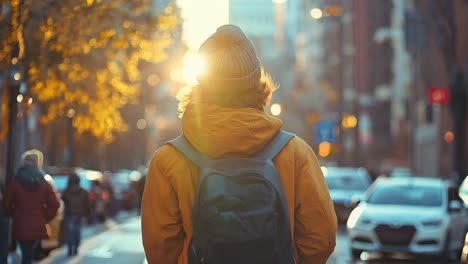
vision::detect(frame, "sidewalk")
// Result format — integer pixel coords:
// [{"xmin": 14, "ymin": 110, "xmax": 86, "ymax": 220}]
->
[
  {"xmin": 8, "ymin": 211, "xmax": 138, "ymax": 264},
  {"xmin": 43, "ymin": 211, "xmax": 137, "ymax": 263},
  {"xmin": 41, "ymin": 214, "xmax": 144, "ymax": 264}
]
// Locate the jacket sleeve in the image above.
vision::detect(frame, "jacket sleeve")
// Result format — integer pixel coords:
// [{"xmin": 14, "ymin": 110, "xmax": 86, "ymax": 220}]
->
[
  {"xmin": 44, "ymin": 183, "xmax": 60, "ymax": 222},
  {"xmin": 294, "ymin": 139, "xmax": 337, "ymax": 264},
  {"xmin": 141, "ymin": 149, "xmax": 185, "ymax": 264}
]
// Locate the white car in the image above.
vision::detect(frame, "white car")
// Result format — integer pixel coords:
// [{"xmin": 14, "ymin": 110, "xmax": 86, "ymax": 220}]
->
[
  {"xmin": 347, "ymin": 177, "xmax": 466, "ymax": 261},
  {"xmin": 322, "ymin": 167, "xmax": 372, "ymax": 223},
  {"xmin": 460, "ymin": 176, "xmax": 468, "ymax": 206}
]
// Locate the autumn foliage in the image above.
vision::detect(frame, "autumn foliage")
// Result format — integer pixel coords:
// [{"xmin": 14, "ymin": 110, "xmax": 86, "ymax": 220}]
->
[{"xmin": 1, "ymin": 0, "xmax": 179, "ymax": 143}]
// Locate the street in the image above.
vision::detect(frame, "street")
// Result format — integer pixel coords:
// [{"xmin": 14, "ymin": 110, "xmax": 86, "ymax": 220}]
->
[{"xmin": 36, "ymin": 217, "xmax": 461, "ymax": 264}]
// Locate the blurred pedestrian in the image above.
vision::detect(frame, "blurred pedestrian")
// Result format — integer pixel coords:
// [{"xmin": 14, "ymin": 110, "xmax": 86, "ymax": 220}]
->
[
  {"xmin": 2, "ymin": 149, "xmax": 60, "ymax": 264},
  {"xmin": 142, "ymin": 25, "xmax": 336, "ymax": 264},
  {"xmin": 61, "ymin": 172, "xmax": 90, "ymax": 256}
]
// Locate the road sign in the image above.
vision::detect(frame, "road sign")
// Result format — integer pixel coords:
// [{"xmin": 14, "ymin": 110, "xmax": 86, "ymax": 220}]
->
[
  {"xmin": 428, "ymin": 86, "xmax": 449, "ymax": 105},
  {"xmin": 315, "ymin": 120, "xmax": 336, "ymax": 143}
]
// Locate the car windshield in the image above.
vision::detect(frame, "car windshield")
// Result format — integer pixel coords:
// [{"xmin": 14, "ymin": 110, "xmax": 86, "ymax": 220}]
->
[
  {"xmin": 367, "ymin": 184, "xmax": 443, "ymax": 206},
  {"xmin": 78, "ymin": 175, "xmax": 93, "ymax": 191},
  {"xmin": 51, "ymin": 175, "xmax": 69, "ymax": 192},
  {"xmin": 325, "ymin": 176, "xmax": 369, "ymax": 191}
]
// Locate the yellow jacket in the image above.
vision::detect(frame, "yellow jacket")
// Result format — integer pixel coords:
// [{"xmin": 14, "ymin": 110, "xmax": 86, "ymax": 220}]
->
[{"xmin": 142, "ymin": 103, "xmax": 337, "ymax": 264}]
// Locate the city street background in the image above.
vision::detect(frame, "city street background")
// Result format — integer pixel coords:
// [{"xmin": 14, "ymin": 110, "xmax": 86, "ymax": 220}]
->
[{"xmin": 1, "ymin": 0, "xmax": 468, "ymax": 263}]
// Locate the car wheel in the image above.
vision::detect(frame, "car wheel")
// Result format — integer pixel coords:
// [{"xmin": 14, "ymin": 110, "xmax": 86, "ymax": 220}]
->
[{"xmin": 351, "ymin": 249, "xmax": 363, "ymax": 260}]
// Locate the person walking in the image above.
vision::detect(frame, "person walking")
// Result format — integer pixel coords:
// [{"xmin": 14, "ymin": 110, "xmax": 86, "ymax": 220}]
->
[
  {"xmin": 2, "ymin": 150, "xmax": 60, "ymax": 264},
  {"xmin": 61, "ymin": 172, "xmax": 90, "ymax": 256},
  {"xmin": 141, "ymin": 24, "xmax": 337, "ymax": 264}
]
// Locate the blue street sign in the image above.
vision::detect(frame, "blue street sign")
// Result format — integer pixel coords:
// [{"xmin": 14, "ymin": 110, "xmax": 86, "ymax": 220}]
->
[{"xmin": 315, "ymin": 120, "xmax": 336, "ymax": 143}]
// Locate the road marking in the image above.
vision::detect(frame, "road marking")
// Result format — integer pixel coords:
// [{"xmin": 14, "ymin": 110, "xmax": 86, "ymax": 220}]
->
[{"xmin": 88, "ymin": 245, "xmax": 114, "ymax": 258}]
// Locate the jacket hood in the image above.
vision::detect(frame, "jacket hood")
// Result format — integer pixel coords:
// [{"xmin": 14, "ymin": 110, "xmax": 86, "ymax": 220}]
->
[
  {"xmin": 15, "ymin": 164, "xmax": 46, "ymax": 191},
  {"xmin": 181, "ymin": 102, "xmax": 283, "ymax": 158}
]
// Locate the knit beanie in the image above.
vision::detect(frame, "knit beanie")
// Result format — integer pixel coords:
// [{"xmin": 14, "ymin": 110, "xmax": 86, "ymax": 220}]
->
[{"xmin": 197, "ymin": 24, "xmax": 261, "ymax": 91}]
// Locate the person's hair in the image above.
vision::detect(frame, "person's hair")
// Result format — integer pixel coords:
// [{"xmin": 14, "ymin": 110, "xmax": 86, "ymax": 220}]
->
[{"xmin": 176, "ymin": 68, "xmax": 277, "ymax": 117}]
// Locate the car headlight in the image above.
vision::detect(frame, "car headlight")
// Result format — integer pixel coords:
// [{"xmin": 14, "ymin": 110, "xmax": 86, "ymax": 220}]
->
[
  {"xmin": 347, "ymin": 207, "xmax": 364, "ymax": 229},
  {"xmin": 421, "ymin": 219, "xmax": 443, "ymax": 227}
]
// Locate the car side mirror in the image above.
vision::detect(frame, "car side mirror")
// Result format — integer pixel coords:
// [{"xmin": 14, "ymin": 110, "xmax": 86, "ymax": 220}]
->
[{"xmin": 449, "ymin": 200, "xmax": 463, "ymax": 212}]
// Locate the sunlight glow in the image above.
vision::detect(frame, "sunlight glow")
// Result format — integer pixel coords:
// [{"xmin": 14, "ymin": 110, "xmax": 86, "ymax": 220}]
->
[
  {"xmin": 310, "ymin": 8, "xmax": 323, "ymax": 20},
  {"xmin": 270, "ymin": 103, "xmax": 282, "ymax": 116},
  {"xmin": 17, "ymin": 94, "xmax": 24, "ymax": 103},
  {"xmin": 321, "ymin": 166, "xmax": 328, "ymax": 176},
  {"xmin": 44, "ymin": 174, "xmax": 52, "ymax": 182},
  {"xmin": 85, "ymin": 170, "xmax": 102, "ymax": 181},
  {"xmin": 177, "ymin": 0, "xmax": 229, "ymax": 50},
  {"xmin": 182, "ymin": 51, "xmax": 205, "ymax": 84}
]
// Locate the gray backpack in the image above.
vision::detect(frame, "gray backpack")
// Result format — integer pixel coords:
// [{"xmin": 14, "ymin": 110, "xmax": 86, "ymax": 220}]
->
[{"xmin": 169, "ymin": 130, "xmax": 296, "ymax": 264}]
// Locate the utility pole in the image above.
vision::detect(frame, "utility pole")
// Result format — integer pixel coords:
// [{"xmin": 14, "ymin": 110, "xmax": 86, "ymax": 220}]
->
[
  {"xmin": 1, "ymin": 1, "xmax": 25, "ymax": 262},
  {"xmin": 449, "ymin": 69, "xmax": 467, "ymax": 186},
  {"xmin": 5, "ymin": 66, "xmax": 20, "ymax": 185}
]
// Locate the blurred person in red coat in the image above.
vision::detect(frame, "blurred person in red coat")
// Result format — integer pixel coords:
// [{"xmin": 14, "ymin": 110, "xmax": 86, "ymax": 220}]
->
[{"xmin": 2, "ymin": 150, "xmax": 60, "ymax": 264}]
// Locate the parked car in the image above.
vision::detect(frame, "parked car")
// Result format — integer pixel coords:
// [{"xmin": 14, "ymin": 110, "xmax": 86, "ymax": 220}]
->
[
  {"xmin": 322, "ymin": 166, "xmax": 372, "ymax": 223},
  {"xmin": 389, "ymin": 167, "xmax": 413, "ymax": 178},
  {"xmin": 110, "ymin": 169, "xmax": 139, "ymax": 210},
  {"xmin": 460, "ymin": 175, "xmax": 468, "ymax": 206},
  {"xmin": 347, "ymin": 177, "xmax": 466, "ymax": 261}
]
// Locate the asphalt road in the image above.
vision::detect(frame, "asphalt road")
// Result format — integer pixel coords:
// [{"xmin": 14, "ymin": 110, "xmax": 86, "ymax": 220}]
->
[
  {"xmin": 36, "ymin": 219, "xmax": 460, "ymax": 264},
  {"xmin": 327, "ymin": 225, "xmax": 461, "ymax": 264}
]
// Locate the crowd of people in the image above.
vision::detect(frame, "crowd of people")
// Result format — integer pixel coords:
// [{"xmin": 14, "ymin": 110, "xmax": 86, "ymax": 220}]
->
[{"xmin": 0, "ymin": 149, "xmax": 147, "ymax": 264}]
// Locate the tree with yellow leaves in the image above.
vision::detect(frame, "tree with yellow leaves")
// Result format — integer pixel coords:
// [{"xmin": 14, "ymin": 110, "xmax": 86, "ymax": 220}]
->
[{"xmin": 1, "ymin": 0, "xmax": 179, "ymax": 143}]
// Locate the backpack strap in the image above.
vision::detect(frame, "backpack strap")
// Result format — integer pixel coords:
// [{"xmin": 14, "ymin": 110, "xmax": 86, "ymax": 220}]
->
[
  {"xmin": 256, "ymin": 130, "xmax": 297, "ymax": 263},
  {"xmin": 254, "ymin": 130, "xmax": 295, "ymax": 160},
  {"xmin": 168, "ymin": 135, "xmax": 205, "ymax": 167}
]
